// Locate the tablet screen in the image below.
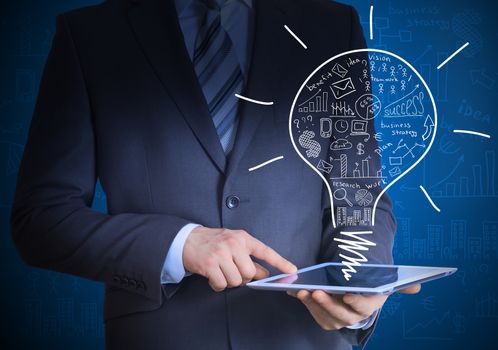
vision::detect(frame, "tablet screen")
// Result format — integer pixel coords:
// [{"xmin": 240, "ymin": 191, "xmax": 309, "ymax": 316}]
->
[{"xmin": 271, "ymin": 265, "xmax": 438, "ymax": 288}]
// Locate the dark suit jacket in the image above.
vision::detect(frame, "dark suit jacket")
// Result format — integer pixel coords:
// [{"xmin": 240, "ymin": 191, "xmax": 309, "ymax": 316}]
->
[{"xmin": 10, "ymin": 0, "xmax": 396, "ymax": 349}]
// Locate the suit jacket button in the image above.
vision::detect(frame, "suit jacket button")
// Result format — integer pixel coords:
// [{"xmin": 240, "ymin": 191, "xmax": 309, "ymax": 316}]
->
[
  {"xmin": 113, "ymin": 276, "xmax": 120, "ymax": 284},
  {"xmin": 226, "ymin": 195, "xmax": 240, "ymax": 209},
  {"xmin": 129, "ymin": 279, "xmax": 137, "ymax": 288}
]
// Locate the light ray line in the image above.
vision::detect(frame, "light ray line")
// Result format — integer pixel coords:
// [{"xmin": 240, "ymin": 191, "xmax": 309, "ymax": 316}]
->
[
  {"xmin": 284, "ymin": 25, "xmax": 308, "ymax": 49},
  {"xmin": 453, "ymin": 129, "xmax": 491, "ymax": 139},
  {"xmin": 248, "ymin": 156, "xmax": 284, "ymax": 172},
  {"xmin": 419, "ymin": 185, "xmax": 441, "ymax": 213},
  {"xmin": 437, "ymin": 42, "xmax": 469, "ymax": 70},
  {"xmin": 369, "ymin": 6, "xmax": 374, "ymax": 41},
  {"xmin": 235, "ymin": 94, "xmax": 274, "ymax": 106}
]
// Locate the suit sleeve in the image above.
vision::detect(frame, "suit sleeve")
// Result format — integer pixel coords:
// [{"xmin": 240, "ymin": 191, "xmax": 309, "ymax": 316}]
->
[
  {"xmin": 10, "ymin": 14, "xmax": 191, "ymax": 304},
  {"xmin": 318, "ymin": 6, "xmax": 396, "ymax": 347}
]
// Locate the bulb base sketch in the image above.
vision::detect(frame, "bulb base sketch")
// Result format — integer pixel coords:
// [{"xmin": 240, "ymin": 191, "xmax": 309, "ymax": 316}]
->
[
  {"xmin": 289, "ymin": 49, "xmax": 437, "ymax": 281},
  {"xmin": 334, "ymin": 231, "xmax": 377, "ymax": 281}
]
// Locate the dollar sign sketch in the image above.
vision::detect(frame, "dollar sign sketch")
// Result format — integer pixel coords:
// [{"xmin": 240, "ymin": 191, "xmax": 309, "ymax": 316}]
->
[
  {"xmin": 298, "ymin": 130, "xmax": 321, "ymax": 158},
  {"xmin": 356, "ymin": 142, "xmax": 365, "ymax": 156}
]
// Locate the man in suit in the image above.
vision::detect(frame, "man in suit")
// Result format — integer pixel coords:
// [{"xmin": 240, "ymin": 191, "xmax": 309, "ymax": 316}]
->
[{"xmin": 10, "ymin": 0, "xmax": 419, "ymax": 349}]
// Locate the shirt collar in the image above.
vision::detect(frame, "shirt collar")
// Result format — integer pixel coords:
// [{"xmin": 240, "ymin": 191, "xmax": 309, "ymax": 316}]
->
[{"xmin": 175, "ymin": 0, "xmax": 253, "ymax": 17}]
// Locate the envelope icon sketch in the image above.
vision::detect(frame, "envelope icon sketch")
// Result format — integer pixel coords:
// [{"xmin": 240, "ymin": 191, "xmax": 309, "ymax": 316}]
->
[
  {"xmin": 317, "ymin": 159, "xmax": 333, "ymax": 174},
  {"xmin": 331, "ymin": 63, "xmax": 348, "ymax": 78},
  {"xmin": 330, "ymin": 78, "xmax": 356, "ymax": 100}
]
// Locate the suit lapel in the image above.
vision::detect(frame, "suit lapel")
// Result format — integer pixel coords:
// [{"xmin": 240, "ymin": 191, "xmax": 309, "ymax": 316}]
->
[
  {"xmin": 125, "ymin": 0, "xmax": 227, "ymax": 173},
  {"xmin": 226, "ymin": 0, "xmax": 302, "ymax": 175}
]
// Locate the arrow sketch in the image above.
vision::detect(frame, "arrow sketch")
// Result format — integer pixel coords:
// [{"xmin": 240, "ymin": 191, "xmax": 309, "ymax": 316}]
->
[{"xmin": 422, "ymin": 115, "xmax": 435, "ymax": 141}]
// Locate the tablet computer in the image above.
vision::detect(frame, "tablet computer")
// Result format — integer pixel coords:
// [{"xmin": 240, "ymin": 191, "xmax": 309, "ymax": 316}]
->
[{"xmin": 247, "ymin": 262, "xmax": 457, "ymax": 295}]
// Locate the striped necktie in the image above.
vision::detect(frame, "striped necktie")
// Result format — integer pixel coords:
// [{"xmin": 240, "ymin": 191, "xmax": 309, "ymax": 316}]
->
[{"xmin": 192, "ymin": 1, "xmax": 245, "ymax": 154}]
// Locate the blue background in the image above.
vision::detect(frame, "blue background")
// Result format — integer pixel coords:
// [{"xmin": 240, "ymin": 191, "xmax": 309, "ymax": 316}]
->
[{"xmin": 0, "ymin": 0, "xmax": 497, "ymax": 349}]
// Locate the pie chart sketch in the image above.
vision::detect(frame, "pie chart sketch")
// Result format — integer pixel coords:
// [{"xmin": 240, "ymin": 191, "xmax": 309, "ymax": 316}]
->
[{"xmin": 355, "ymin": 189, "xmax": 373, "ymax": 206}]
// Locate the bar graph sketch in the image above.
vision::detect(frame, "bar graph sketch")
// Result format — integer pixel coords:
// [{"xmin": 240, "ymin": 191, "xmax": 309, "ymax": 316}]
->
[
  {"xmin": 475, "ymin": 294, "xmax": 498, "ymax": 318},
  {"xmin": 298, "ymin": 89, "xmax": 329, "ymax": 113},
  {"xmin": 330, "ymin": 101, "xmax": 355, "ymax": 116},
  {"xmin": 431, "ymin": 151, "xmax": 496, "ymax": 198}
]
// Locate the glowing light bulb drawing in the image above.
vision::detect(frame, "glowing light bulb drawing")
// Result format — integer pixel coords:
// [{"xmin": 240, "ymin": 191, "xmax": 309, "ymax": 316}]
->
[{"xmin": 289, "ymin": 49, "xmax": 437, "ymax": 280}]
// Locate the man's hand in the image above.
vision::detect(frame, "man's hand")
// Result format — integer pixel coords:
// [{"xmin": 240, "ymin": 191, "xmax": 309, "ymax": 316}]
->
[
  {"xmin": 183, "ymin": 227, "xmax": 297, "ymax": 292},
  {"xmin": 288, "ymin": 284, "xmax": 421, "ymax": 330}
]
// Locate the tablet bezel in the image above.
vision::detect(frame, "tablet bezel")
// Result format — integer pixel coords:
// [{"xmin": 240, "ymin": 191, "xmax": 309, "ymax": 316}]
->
[{"xmin": 246, "ymin": 262, "xmax": 457, "ymax": 295}]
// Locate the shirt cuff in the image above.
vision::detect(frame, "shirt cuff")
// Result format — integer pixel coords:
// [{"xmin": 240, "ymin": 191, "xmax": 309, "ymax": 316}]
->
[
  {"xmin": 160, "ymin": 223, "xmax": 200, "ymax": 284},
  {"xmin": 346, "ymin": 309, "xmax": 380, "ymax": 330}
]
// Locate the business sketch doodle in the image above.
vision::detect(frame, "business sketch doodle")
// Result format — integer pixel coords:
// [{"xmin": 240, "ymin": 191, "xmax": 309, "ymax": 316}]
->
[{"xmin": 289, "ymin": 49, "xmax": 437, "ymax": 280}]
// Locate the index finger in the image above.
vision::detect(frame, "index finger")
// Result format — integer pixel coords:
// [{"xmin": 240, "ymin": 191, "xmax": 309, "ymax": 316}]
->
[{"xmin": 244, "ymin": 234, "xmax": 297, "ymax": 274}]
